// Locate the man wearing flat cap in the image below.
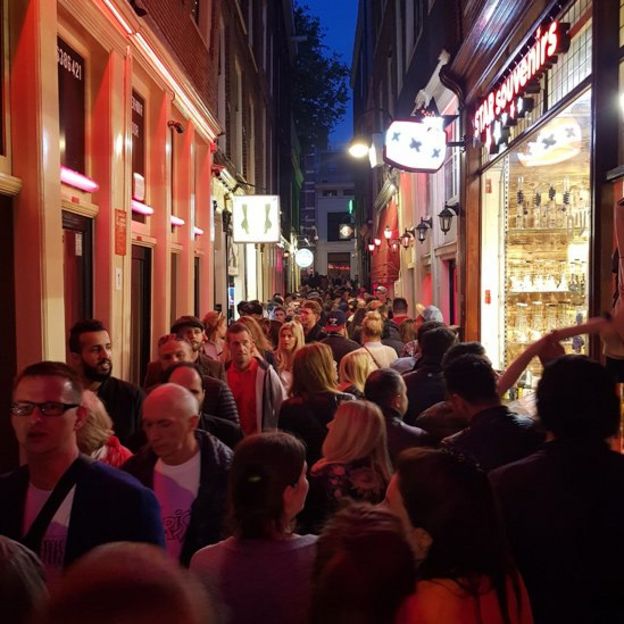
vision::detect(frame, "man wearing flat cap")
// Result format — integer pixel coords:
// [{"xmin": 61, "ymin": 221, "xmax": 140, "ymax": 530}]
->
[{"xmin": 142, "ymin": 316, "xmax": 225, "ymax": 390}]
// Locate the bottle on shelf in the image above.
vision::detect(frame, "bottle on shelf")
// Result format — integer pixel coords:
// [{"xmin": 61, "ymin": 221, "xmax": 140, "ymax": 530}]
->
[{"xmin": 515, "ymin": 176, "xmax": 525, "ymax": 229}]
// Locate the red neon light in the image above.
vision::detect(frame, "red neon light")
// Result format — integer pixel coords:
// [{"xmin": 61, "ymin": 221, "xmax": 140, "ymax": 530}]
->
[
  {"xmin": 131, "ymin": 199, "xmax": 154, "ymax": 215},
  {"xmin": 101, "ymin": 0, "xmax": 133, "ymax": 35},
  {"xmin": 474, "ymin": 20, "xmax": 570, "ymax": 139},
  {"xmin": 171, "ymin": 215, "xmax": 185, "ymax": 227},
  {"xmin": 60, "ymin": 166, "xmax": 99, "ymax": 193}
]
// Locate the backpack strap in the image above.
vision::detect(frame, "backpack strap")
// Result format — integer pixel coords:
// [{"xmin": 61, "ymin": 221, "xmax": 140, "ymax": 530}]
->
[
  {"xmin": 362, "ymin": 344, "xmax": 382, "ymax": 368},
  {"xmin": 22, "ymin": 455, "xmax": 92, "ymax": 555}
]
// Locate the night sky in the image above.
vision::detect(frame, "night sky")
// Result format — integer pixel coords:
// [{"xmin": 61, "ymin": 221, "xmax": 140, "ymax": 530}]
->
[{"xmin": 301, "ymin": 1, "xmax": 358, "ymax": 148}]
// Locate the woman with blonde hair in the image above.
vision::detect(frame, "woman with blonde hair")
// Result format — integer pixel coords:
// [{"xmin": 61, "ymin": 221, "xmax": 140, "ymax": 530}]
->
[
  {"xmin": 275, "ymin": 321, "xmax": 305, "ymax": 392},
  {"xmin": 77, "ymin": 391, "xmax": 133, "ymax": 468},
  {"xmin": 338, "ymin": 350, "xmax": 377, "ymax": 398},
  {"xmin": 237, "ymin": 314, "xmax": 276, "ymax": 367},
  {"xmin": 300, "ymin": 400, "xmax": 392, "ymax": 533},
  {"xmin": 354, "ymin": 311, "xmax": 398, "ymax": 368},
  {"xmin": 202, "ymin": 310, "xmax": 226, "ymax": 361},
  {"xmin": 279, "ymin": 343, "xmax": 354, "ymax": 464}
]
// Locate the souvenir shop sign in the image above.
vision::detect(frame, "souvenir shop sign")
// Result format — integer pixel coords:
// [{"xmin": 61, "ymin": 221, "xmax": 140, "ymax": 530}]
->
[{"xmin": 473, "ymin": 20, "xmax": 570, "ymax": 154}]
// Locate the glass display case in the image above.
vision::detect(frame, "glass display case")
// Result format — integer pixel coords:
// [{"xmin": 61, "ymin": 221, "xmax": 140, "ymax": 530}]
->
[{"xmin": 481, "ymin": 90, "xmax": 591, "ymax": 378}]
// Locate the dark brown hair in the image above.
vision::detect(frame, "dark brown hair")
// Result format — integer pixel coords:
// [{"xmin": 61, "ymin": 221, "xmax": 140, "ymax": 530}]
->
[
  {"xmin": 228, "ymin": 432, "xmax": 306, "ymax": 539},
  {"xmin": 310, "ymin": 503, "xmax": 414, "ymax": 624}
]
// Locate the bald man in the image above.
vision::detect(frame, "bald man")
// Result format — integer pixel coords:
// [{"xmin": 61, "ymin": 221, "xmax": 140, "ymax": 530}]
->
[{"xmin": 122, "ymin": 384, "xmax": 232, "ymax": 566}]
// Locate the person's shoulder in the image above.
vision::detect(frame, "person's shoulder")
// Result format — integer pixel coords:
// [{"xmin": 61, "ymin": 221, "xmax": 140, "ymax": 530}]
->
[
  {"xmin": 105, "ymin": 376, "xmax": 144, "ymax": 398},
  {"xmin": 190, "ymin": 536, "xmax": 234, "ymax": 571},
  {"xmin": 202, "ymin": 374, "xmax": 227, "ymax": 391},
  {"xmin": 198, "ymin": 430, "xmax": 233, "ymax": 465},
  {"xmin": 0, "ymin": 465, "xmax": 28, "ymax": 493},
  {"xmin": 82, "ymin": 459, "xmax": 152, "ymax": 497},
  {"xmin": 489, "ymin": 447, "xmax": 546, "ymax": 486},
  {"xmin": 120, "ymin": 445, "xmax": 154, "ymax": 474}
]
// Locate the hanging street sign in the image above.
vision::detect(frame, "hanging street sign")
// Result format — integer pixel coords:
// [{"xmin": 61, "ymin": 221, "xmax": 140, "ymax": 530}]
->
[{"xmin": 383, "ymin": 116, "xmax": 447, "ymax": 173}]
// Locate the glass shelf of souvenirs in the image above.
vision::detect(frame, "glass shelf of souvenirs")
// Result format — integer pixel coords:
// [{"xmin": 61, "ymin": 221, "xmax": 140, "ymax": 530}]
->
[{"xmin": 507, "ymin": 176, "xmax": 590, "ymax": 233}]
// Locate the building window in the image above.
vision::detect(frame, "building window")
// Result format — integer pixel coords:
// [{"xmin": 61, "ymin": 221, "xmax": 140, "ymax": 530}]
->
[{"xmin": 443, "ymin": 119, "xmax": 460, "ymax": 202}]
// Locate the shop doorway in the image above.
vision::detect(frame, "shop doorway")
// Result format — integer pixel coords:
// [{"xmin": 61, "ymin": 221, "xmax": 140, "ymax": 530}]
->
[
  {"xmin": 0, "ymin": 197, "xmax": 17, "ymax": 471},
  {"xmin": 62, "ymin": 211, "xmax": 93, "ymax": 358},
  {"xmin": 130, "ymin": 245, "xmax": 152, "ymax": 386},
  {"xmin": 327, "ymin": 252, "xmax": 351, "ymax": 284}
]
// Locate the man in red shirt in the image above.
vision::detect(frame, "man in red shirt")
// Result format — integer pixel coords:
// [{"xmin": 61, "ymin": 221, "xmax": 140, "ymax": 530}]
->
[{"xmin": 225, "ymin": 322, "xmax": 285, "ymax": 435}]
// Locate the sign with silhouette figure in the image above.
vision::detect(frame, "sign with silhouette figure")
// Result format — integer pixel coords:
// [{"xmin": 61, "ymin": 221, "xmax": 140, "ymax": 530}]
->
[{"xmin": 232, "ymin": 195, "xmax": 281, "ymax": 243}]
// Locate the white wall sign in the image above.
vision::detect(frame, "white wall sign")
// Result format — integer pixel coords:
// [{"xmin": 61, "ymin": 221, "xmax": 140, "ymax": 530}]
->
[
  {"xmin": 295, "ymin": 248, "xmax": 314, "ymax": 268},
  {"xmin": 232, "ymin": 195, "xmax": 280, "ymax": 243},
  {"xmin": 384, "ymin": 118, "xmax": 447, "ymax": 172}
]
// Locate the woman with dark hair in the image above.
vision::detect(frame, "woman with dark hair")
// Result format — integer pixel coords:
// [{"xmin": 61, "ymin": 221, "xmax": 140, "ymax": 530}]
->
[
  {"xmin": 278, "ymin": 343, "xmax": 354, "ymax": 465},
  {"xmin": 387, "ymin": 448, "xmax": 532, "ymax": 624},
  {"xmin": 309, "ymin": 503, "xmax": 415, "ymax": 624},
  {"xmin": 190, "ymin": 432, "xmax": 316, "ymax": 624}
]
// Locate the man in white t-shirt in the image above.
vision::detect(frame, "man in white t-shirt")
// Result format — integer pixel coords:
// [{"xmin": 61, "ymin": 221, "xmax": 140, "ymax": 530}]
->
[
  {"xmin": 0, "ymin": 361, "xmax": 164, "ymax": 580},
  {"xmin": 123, "ymin": 383, "xmax": 232, "ymax": 566}
]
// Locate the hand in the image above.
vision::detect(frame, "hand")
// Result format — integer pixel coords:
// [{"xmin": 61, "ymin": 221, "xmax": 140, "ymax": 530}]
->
[{"xmin": 534, "ymin": 332, "xmax": 565, "ymax": 366}]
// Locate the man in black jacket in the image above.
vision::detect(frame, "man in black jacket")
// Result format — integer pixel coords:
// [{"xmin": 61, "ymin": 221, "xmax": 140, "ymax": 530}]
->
[
  {"xmin": 364, "ymin": 368, "xmax": 432, "ymax": 466},
  {"xmin": 442, "ymin": 354, "xmax": 543, "ymax": 471},
  {"xmin": 299, "ymin": 300, "xmax": 327, "ymax": 343},
  {"xmin": 123, "ymin": 383, "xmax": 232, "ymax": 566},
  {"xmin": 321, "ymin": 310, "xmax": 360, "ymax": 366},
  {"xmin": 69, "ymin": 319, "xmax": 144, "ymax": 450},
  {"xmin": 403, "ymin": 326, "xmax": 457, "ymax": 425},
  {"xmin": 490, "ymin": 356, "xmax": 624, "ymax": 623},
  {"xmin": 164, "ymin": 362, "xmax": 242, "ymax": 449}
]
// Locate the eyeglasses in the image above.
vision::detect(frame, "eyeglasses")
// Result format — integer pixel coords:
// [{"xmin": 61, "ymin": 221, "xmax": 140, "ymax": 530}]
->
[{"xmin": 11, "ymin": 401, "xmax": 80, "ymax": 417}]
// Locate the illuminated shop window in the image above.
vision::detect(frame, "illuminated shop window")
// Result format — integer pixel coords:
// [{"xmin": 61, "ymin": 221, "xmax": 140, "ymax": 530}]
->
[{"xmin": 480, "ymin": 90, "xmax": 591, "ymax": 374}]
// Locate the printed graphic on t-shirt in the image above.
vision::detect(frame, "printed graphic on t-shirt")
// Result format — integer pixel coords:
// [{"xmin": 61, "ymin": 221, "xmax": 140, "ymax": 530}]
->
[
  {"xmin": 154, "ymin": 453, "xmax": 200, "ymax": 561},
  {"xmin": 163, "ymin": 508, "xmax": 192, "ymax": 542},
  {"xmin": 40, "ymin": 520, "xmax": 68, "ymax": 570}
]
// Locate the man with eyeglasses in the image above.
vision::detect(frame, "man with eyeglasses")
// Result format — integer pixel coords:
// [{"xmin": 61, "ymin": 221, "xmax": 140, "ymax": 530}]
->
[
  {"xmin": 68, "ymin": 319, "xmax": 144, "ymax": 450},
  {"xmin": 0, "ymin": 361, "xmax": 164, "ymax": 580}
]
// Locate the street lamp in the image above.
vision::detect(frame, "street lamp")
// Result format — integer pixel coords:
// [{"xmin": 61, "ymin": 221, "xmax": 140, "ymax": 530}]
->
[
  {"xmin": 348, "ymin": 107, "xmax": 394, "ymax": 164},
  {"xmin": 367, "ymin": 239, "xmax": 375, "ymax": 252},
  {"xmin": 399, "ymin": 228, "xmax": 416, "ymax": 248},
  {"xmin": 415, "ymin": 216, "xmax": 433, "ymax": 243},
  {"xmin": 348, "ymin": 134, "xmax": 372, "ymax": 159},
  {"xmin": 438, "ymin": 204, "xmax": 461, "ymax": 235}
]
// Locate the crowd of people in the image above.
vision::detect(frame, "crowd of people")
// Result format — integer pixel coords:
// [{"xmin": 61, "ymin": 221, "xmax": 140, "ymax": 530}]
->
[{"xmin": 1, "ymin": 283, "xmax": 624, "ymax": 624}]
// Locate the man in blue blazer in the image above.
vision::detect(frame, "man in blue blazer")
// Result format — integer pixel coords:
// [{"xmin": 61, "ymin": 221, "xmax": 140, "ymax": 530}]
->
[{"xmin": 0, "ymin": 361, "xmax": 164, "ymax": 579}]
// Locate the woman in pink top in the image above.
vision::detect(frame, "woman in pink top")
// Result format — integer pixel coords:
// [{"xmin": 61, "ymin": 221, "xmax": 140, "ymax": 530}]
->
[{"xmin": 387, "ymin": 448, "xmax": 533, "ymax": 624}]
